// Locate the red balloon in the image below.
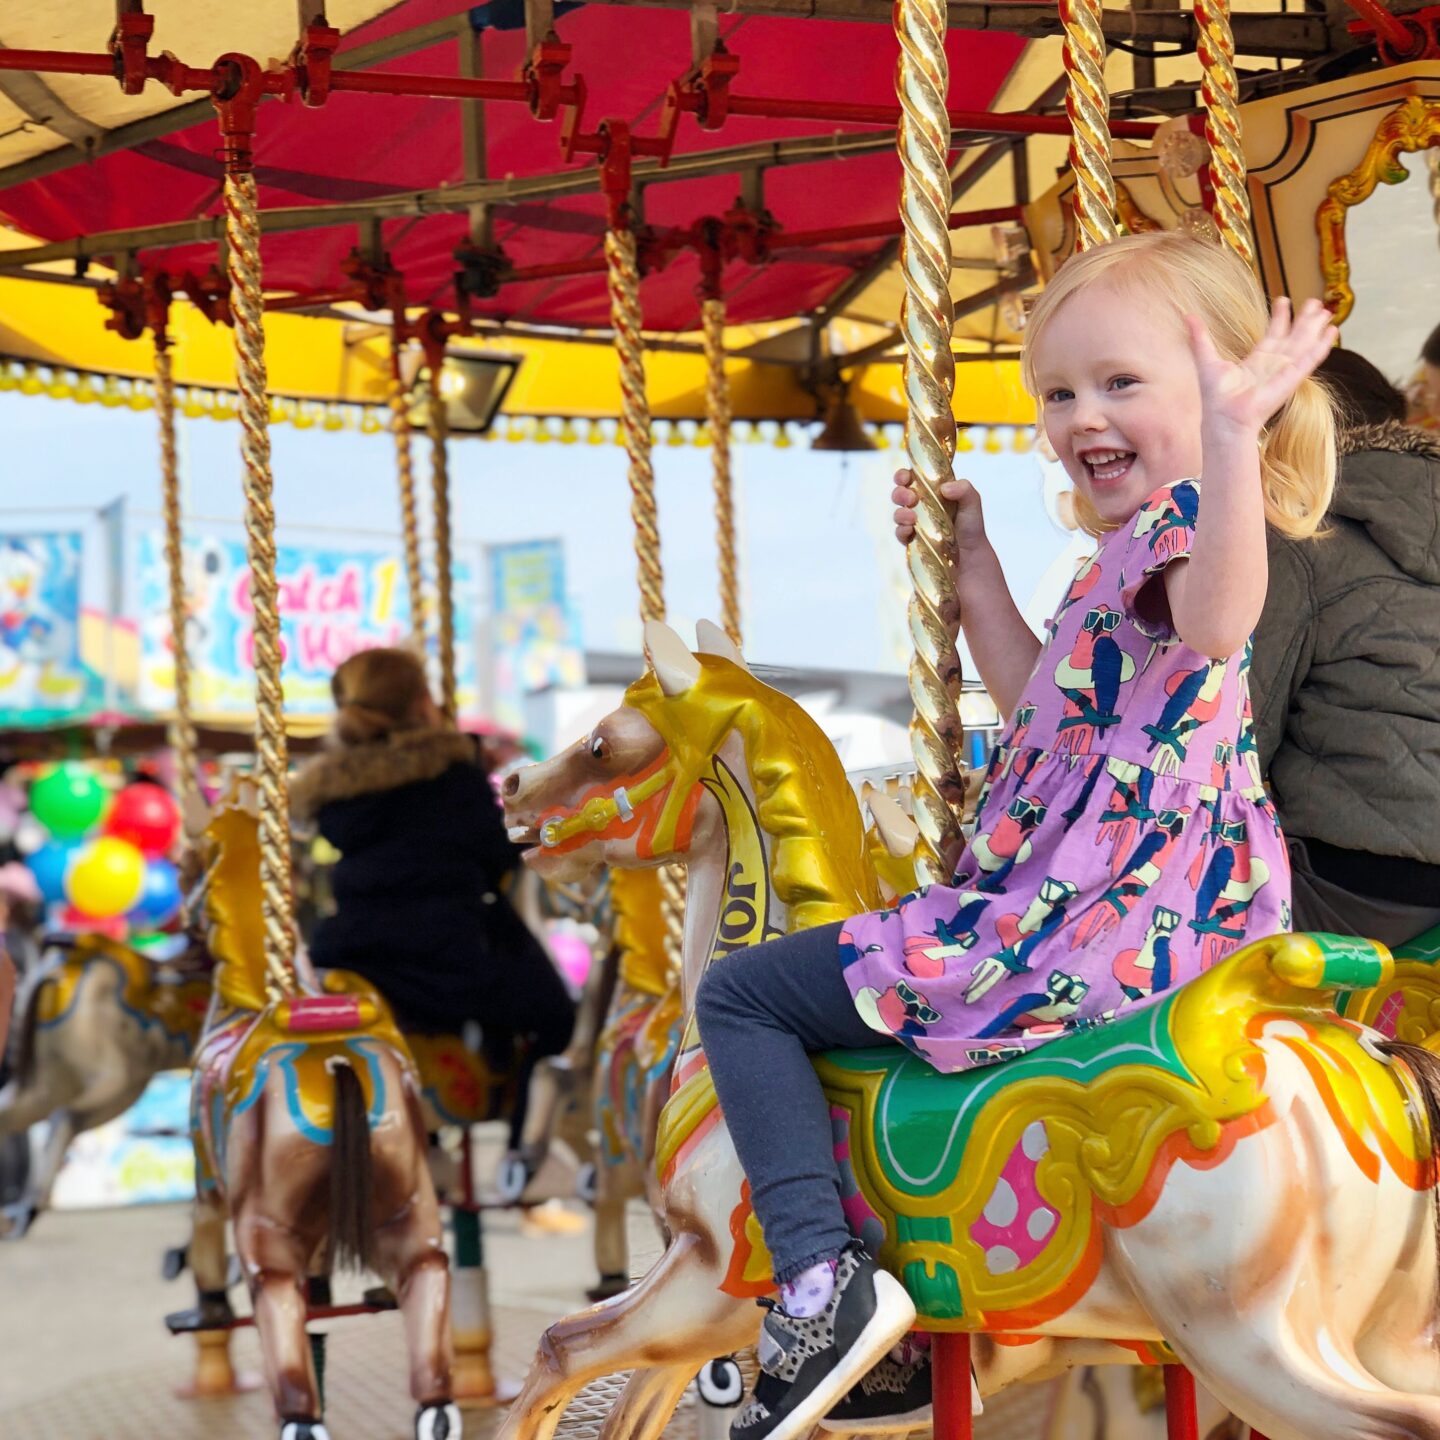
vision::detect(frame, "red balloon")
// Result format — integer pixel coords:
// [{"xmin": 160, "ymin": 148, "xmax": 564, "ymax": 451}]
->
[
  {"xmin": 56, "ymin": 905, "xmax": 129, "ymax": 941},
  {"xmin": 104, "ymin": 784, "xmax": 181, "ymax": 858}
]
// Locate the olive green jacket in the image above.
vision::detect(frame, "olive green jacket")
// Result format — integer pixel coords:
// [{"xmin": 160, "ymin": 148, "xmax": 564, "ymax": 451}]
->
[{"xmin": 1252, "ymin": 421, "xmax": 1440, "ymax": 863}]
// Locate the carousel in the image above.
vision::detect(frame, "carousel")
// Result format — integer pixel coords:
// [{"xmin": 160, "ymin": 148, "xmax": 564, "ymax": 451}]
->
[{"xmin": 0, "ymin": 2, "xmax": 1437, "ymax": 1439}]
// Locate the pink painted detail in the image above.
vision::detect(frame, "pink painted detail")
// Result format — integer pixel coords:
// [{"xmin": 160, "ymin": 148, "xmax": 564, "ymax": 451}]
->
[
  {"xmin": 1374, "ymin": 992, "xmax": 1404, "ymax": 1039},
  {"xmin": 285, "ymin": 995, "xmax": 363, "ymax": 1031},
  {"xmin": 969, "ymin": 1120, "xmax": 1057, "ymax": 1276},
  {"xmin": 831, "ymin": 1105, "xmax": 885, "ymax": 1245}
]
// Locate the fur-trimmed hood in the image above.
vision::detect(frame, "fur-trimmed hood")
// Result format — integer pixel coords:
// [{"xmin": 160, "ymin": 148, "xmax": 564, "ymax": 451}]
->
[
  {"xmin": 1333, "ymin": 420, "xmax": 1440, "ymax": 584},
  {"xmin": 291, "ymin": 728, "xmax": 478, "ymax": 822}
]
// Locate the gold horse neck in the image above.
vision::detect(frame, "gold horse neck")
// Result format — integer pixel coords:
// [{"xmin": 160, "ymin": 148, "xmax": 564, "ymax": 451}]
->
[
  {"xmin": 625, "ymin": 654, "xmax": 881, "ymax": 934},
  {"xmin": 200, "ymin": 802, "xmax": 275, "ymax": 1013}
]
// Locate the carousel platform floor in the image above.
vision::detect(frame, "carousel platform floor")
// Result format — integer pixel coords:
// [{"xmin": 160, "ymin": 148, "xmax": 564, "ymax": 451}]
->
[{"xmin": 0, "ymin": 1181, "xmax": 1060, "ymax": 1440}]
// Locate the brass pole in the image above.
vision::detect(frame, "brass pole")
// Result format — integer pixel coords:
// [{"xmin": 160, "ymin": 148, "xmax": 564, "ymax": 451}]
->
[
  {"xmin": 702, "ymin": 295, "xmax": 741, "ymax": 647},
  {"xmin": 225, "ymin": 170, "xmax": 295, "ymax": 996},
  {"xmin": 390, "ymin": 333, "xmax": 427, "ymax": 652},
  {"xmin": 1059, "ymin": 0, "xmax": 1118, "ymax": 249},
  {"xmin": 896, "ymin": 0, "xmax": 967, "ymax": 882},
  {"xmin": 606, "ymin": 225, "xmax": 685, "ymax": 968},
  {"xmin": 426, "ymin": 368, "xmax": 458, "ymax": 724},
  {"xmin": 1193, "ymin": 0, "xmax": 1255, "ymax": 264},
  {"xmin": 155, "ymin": 337, "xmax": 198, "ymax": 822}
]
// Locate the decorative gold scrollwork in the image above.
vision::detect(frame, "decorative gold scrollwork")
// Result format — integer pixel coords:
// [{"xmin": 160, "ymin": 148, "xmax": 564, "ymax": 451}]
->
[{"xmin": 1318, "ymin": 96, "xmax": 1440, "ymax": 325}]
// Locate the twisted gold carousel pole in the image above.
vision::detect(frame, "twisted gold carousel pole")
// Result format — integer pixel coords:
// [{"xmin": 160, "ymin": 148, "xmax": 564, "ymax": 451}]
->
[
  {"xmin": 424, "ymin": 337, "xmax": 458, "ymax": 725},
  {"xmin": 1430, "ymin": 148, "xmax": 1440, "ymax": 251},
  {"xmin": 1059, "ymin": 0, "xmax": 1118, "ymax": 249},
  {"xmin": 1193, "ymin": 0, "xmax": 1254, "ymax": 265},
  {"xmin": 895, "ymin": 0, "xmax": 967, "ymax": 884},
  {"xmin": 606, "ymin": 223, "xmax": 687, "ymax": 967},
  {"xmin": 225, "ymin": 160, "xmax": 296, "ymax": 997},
  {"xmin": 154, "ymin": 332, "xmax": 199, "ymax": 824},
  {"xmin": 390, "ymin": 328, "xmax": 427, "ymax": 653},
  {"xmin": 702, "ymin": 293, "xmax": 741, "ymax": 647}
]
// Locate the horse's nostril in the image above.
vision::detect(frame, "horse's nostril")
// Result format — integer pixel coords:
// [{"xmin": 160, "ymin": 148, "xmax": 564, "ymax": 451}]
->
[{"xmin": 503, "ymin": 772, "xmax": 521, "ymax": 798}]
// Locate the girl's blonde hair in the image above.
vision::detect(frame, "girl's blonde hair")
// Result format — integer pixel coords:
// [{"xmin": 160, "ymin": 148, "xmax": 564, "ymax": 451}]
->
[
  {"xmin": 1022, "ymin": 231, "xmax": 1335, "ymax": 540},
  {"xmin": 330, "ymin": 646, "xmax": 433, "ymax": 746}
]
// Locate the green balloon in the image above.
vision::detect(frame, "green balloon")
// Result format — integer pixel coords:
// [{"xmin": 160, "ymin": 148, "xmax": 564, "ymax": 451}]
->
[{"xmin": 29, "ymin": 763, "xmax": 109, "ymax": 839}]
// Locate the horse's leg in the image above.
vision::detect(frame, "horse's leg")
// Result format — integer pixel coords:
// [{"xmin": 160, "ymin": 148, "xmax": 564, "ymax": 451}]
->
[
  {"xmin": 373, "ymin": 1195, "xmax": 454, "ymax": 1407},
  {"xmin": 189, "ymin": 1188, "xmax": 234, "ymax": 1321},
  {"xmin": 0, "ymin": 1076, "xmax": 55, "ymax": 1137},
  {"xmin": 587, "ymin": 1157, "xmax": 633, "ymax": 1300},
  {"xmin": 597, "ymin": 1365, "xmax": 697, "ymax": 1440},
  {"xmin": 496, "ymin": 1230, "xmax": 759, "ymax": 1440},
  {"xmin": 8, "ymin": 1107, "xmax": 75, "ymax": 1231}
]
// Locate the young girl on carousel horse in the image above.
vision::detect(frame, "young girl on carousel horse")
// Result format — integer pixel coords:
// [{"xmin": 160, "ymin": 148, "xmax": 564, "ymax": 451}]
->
[
  {"xmin": 694, "ymin": 230, "xmax": 1339, "ymax": 1440},
  {"xmin": 291, "ymin": 646, "xmax": 575, "ymax": 1157}
]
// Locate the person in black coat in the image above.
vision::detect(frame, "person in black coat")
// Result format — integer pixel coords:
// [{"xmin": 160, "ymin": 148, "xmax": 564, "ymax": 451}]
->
[{"xmin": 291, "ymin": 647, "xmax": 574, "ymax": 1150}]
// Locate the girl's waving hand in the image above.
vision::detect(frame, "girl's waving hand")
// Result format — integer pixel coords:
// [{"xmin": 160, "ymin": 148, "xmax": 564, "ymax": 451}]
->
[{"xmin": 1186, "ymin": 296, "xmax": 1338, "ymax": 441}]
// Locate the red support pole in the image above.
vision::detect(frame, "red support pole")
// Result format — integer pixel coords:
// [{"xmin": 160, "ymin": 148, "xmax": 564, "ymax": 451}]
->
[
  {"xmin": 931, "ymin": 1332, "xmax": 974, "ymax": 1440},
  {"xmin": 1164, "ymin": 1364, "xmax": 1200, "ymax": 1440}
]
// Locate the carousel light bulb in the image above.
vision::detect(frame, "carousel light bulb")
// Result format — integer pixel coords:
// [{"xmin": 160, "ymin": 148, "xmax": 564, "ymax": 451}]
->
[
  {"xmin": 956, "ymin": 427, "xmax": 975, "ymax": 453},
  {"xmin": 694, "ymin": 422, "xmax": 713, "ymax": 448},
  {"xmin": 129, "ymin": 382, "xmax": 154, "ymax": 412},
  {"xmin": 323, "ymin": 403, "xmax": 345, "ymax": 432},
  {"xmin": 74, "ymin": 372, "xmax": 98, "ymax": 404},
  {"xmin": 48, "ymin": 369, "xmax": 75, "ymax": 400},
  {"xmin": 558, "ymin": 418, "xmax": 578, "ymax": 444},
  {"xmin": 1012, "ymin": 427, "xmax": 1034, "ymax": 454},
  {"xmin": 182, "ymin": 388, "xmax": 207, "ymax": 419},
  {"xmin": 359, "ymin": 406, "xmax": 382, "ymax": 435},
  {"xmin": 586, "ymin": 418, "xmax": 606, "ymax": 445},
  {"xmin": 19, "ymin": 364, "xmax": 42, "ymax": 396},
  {"xmin": 292, "ymin": 401, "xmax": 316, "ymax": 430},
  {"xmin": 871, "ymin": 425, "xmax": 890, "ymax": 449},
  {"xmin": 774, "ymin": 422, "xmax": 792, "ymax": 450},
  {"xmin": 666, "ymin": 420, "xmax": 687, "ymax": 447},
  {"xmin": 984, "ymin": 428, "xmax": 1003, "ymax": 454},
  {"xmin": 534, "ymin": 417, "xmax": 554, "ymax": 443},
  {"xmin": 98, "ymin": 374, "xmax": 123, "ymax": 408},
  {"xmin": 0, "ymin": 361, "xmax": 17, "ymax": 392},
  {"xmin": 211, "ymin": 391, "xmax": 237, "ymax": 422}
]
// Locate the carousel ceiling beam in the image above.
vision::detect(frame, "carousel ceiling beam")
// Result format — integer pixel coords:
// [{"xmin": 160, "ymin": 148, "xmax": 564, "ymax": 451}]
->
[
  {"xmin": 0, "ymin": 54, "xmax": 106, "ymax": 151},
  {"xmin": 0, "ymin": 131, "xmax": 901, "ymax": 273},
  {"xmin": 573, "ymin": 0, "xmax": 1339, "ymax": 57},
  {"xmin": 0, "ymin": 12, "xmax": 478, "ymax": 194}
]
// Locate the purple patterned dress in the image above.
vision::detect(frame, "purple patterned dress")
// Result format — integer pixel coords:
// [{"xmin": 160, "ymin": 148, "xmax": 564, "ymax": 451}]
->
[{"xmin": 842, "ymin": 479, "xmax": 1291, "ymax": 1073}]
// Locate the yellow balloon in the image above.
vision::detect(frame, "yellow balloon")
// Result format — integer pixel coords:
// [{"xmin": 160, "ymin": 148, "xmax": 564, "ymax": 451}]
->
[{"xmin": 67, "ymin": 837, "xmax": 146, "ymax": 918}]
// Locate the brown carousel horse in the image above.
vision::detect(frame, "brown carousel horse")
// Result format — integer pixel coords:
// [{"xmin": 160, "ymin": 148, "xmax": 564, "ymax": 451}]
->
[{"xmin": 188, "ymin": 785, "xmax": 459, "ymax": 1440}]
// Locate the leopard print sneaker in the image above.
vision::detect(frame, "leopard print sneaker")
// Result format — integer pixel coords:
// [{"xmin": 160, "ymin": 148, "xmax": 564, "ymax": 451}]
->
[{"xmin": 730, "ymin": 1242, "xmax": 916, "ymax": 1440}]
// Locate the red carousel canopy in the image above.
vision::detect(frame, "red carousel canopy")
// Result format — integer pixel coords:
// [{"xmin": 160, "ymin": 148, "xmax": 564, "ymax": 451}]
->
[{"xmin": 0, "ymin": 0, "xmax": 1028, "ymax": 331}]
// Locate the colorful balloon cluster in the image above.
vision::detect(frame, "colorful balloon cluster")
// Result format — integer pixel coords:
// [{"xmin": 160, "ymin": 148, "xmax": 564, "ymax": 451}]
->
[{"xmin": 21, "ymin": 764, "xmax": 183, "ymax": 944}]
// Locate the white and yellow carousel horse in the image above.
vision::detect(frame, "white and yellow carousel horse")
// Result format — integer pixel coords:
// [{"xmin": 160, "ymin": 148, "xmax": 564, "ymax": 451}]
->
[
  {"xmin": 498, "ymin": 620, "xmax": 1440, "ymax": 1440},
  {"xmin": 0, "ymin": 930, "xmax": 210, "ymax": 1237},
  {"xmin": 187, "ymin": 784, "xmax": 459, "ymax": 1440}
]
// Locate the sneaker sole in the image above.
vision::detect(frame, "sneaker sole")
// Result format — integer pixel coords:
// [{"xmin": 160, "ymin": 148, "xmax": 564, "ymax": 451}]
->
[
  {"xmin": 820, "ymin": 1402, "xmax": 933, "ymax": 1434},
  {"xmin": 760, "ymin": 1271, "xmax": 917, "ymax": 1440}
]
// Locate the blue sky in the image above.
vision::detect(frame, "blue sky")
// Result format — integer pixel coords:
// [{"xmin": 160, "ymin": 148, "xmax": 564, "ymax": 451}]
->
[{"xmin": 0, "ymin": 391, "xmax": 1075, "ymax": 680}]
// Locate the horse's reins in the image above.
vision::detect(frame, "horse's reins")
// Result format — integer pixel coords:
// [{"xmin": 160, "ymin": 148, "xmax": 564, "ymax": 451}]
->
[{"xmin": 539, "ymin": 759, "xmax": 679, "ymax": 850}]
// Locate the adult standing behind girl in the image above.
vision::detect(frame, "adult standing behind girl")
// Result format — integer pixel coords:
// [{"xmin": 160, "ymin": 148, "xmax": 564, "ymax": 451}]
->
[
  {"xmin": 697, "ymin": 231, "xmax": 1336, "ymax": 1440},
  {"xmin": 291, "ymin": 647, "xmax": 575, "ymax": 1156}
]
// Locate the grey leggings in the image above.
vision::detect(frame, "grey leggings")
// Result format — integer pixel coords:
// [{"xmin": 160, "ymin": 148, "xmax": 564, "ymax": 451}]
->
[{"xmin": 694, "ymin": 922, "xmax": 893, "ymax": 1283}]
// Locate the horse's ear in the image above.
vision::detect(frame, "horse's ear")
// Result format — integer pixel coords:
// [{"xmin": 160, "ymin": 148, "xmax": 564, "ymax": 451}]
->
[
  {"xmin": 695, "ymin": 619, "xmax": 748, "ymax": 671},
  {"xmin": 236, "ymin": 779, "xmax": 261, "ymax": 817},
  {"xmin": 862, "ymin": 782, "xmax": 920, "ymax": 858},
  {"xmin": 181, "ymin": 788, "xmax": 212, "ymax": 841},
  {"xmin": 644, "ymin": 620, "xmax": 702, "ymax": 696}
]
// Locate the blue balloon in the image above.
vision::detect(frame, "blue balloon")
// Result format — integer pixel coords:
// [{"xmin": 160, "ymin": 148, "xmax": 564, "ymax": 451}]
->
[
  {"xmin": 127, "ymin": 858, "xmax": 182, "ymax": 929},
  {"xmin": 26, "ymin": 840, "xmax": 76, "ymax": 906}
]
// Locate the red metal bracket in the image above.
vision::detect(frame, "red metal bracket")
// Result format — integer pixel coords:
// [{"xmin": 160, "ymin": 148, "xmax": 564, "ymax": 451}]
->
[
  {"xmin": 665, "ymin": 41, "xmax": 741, "ymax": 135},
  {"xmin": 402, "ymin": 308, "xmax": 471, "ymax": 380},
  {"xmin": 182, "ymin": 266, "xmax": 234, "ymax": 327},
  {"xmin": 452, "ymin": 241, "xmax": 514, "ymax": 302},
  {"xmin": 524, "ymin": 35, "xmax": 576, "ymax": 122},
  {"xmin": 340, "ymin": 250, "xmax": 401, "ymax": 312},
  {"xmin": 295, "ymin": 19, "xmax": 342, "ymax": 106},
  {"xmin": 109, "ymin": 6, "xmax": 154, "ymax": 96},
  {"xmin": 1347, "ymin": 2, "xmax": 1440, "ymax": 59},
  {"xmin": 723, "ymin": 199, "xmax": 778, "ymax": 268},
  {"xmin": 210, "ymin": 52, "xmax": 268, "ymax": 175}
]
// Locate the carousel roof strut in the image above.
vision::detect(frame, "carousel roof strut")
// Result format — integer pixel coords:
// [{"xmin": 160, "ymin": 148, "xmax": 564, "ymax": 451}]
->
[
  {"xmin": 0, "ymin": 12, "xmax": 481, "ymax": 195},
  {"xmin": 574, "ymin": 0, "xmax": 1341, "ymax": 58}
]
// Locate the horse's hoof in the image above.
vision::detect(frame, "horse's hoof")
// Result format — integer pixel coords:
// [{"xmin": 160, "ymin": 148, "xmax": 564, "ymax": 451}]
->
[
  {"xmin": 0, "ymin": 1201, "xmax": 35, "ymax": 1240},
  {"xmin": 585, "ymin": 1272, "xmax": 631, "ymax": 1302},
  {"xmin": 494, "ymin": 1150, "xmax": 532, "ymax": 1205},
  {"xmin": 162, "ymin": 1243, "xmax": 189, "ymax": 1280},
  {"xmin": 575, "ymin": 1161, "xmax": 598, "ymax": 1205},
  {"xmin": 416, "ymin": 1400, "xmax": 462, "ymax": 1440},
  {"xmin": 279, "ymin": 1422, "xmax": 332, "ymax": 1440},
  {"xmin": 697, "ymin": 1356, "xmax": 745, "ymax": 1408}
]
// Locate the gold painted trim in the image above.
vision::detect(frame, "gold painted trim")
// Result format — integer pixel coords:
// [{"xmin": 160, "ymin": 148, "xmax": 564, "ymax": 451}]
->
[{"xmin": 1318, "ymin": 96, "xmax": 1440, "ymax": 325}]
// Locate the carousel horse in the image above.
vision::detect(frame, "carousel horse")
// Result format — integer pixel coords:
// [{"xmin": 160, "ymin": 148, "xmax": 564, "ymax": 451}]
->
[
  {"xmin": 499, "ymin": 619, "xmax": 1440, "ymax": 1440},
  {"xmin": 187, "ymin": 785, "xmax": 459, "ymax": 1440},
  {"xmin": 0, "ymin": 930, "xmax": 210, "ymax": 1237}
]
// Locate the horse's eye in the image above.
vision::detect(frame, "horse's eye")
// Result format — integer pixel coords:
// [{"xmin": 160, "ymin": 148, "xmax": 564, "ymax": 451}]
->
[{"xmin": 590, "ymin": 735, "xmax": 609, "ymax": 760}]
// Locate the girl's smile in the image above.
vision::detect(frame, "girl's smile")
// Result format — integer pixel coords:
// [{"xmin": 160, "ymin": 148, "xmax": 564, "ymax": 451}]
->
[{"xmin": 1031, "ymin": 277, "xmax": 1205, "ymax": 525}]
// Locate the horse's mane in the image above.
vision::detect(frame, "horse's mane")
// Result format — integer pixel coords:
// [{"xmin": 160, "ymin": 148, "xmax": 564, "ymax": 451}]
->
[
  {"xmin": 198, "ymin": 798, "xmax": 271, "ymax": 1012},
  {"xmin": 628, "ymin": 655, "xmax": 881, "ymax": 932}
]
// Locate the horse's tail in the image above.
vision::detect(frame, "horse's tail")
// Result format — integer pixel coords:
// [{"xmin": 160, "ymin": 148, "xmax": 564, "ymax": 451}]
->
[
  {"xmin": 328, "ymin": 1061, "xmax": 376, "ymax": 1274},
  {"xmin": 1379, "ymin": 1039, "xmax": 1440, "ymax": 1330}
]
